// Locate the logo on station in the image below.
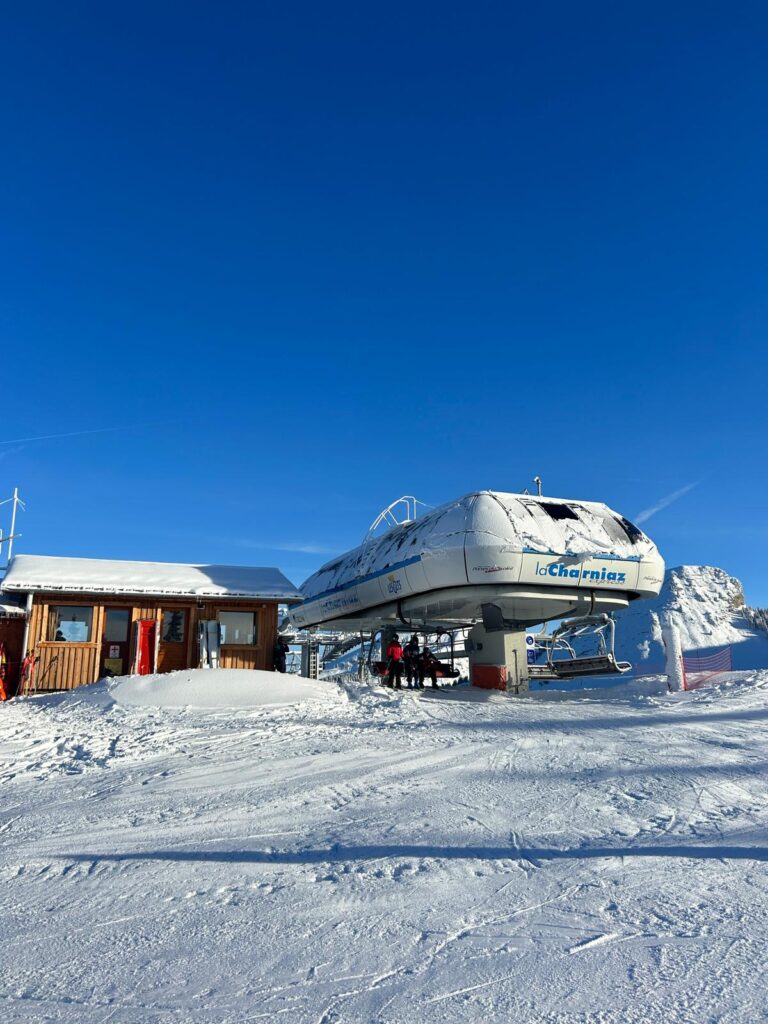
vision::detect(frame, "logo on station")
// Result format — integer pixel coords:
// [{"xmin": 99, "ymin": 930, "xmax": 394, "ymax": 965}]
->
[
  {"xmin": 386, "ymin": 575, "xmax": 403, "ymax": 595},
  {"xmin": 321, "ymin": 593, "xmax": 360, "ymax": 611},
  {"xmin": 535, "ymin": 561, "xmax": 626, "ymax": 584}
]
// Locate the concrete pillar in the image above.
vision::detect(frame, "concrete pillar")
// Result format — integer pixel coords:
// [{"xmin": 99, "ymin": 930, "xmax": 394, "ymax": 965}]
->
[{"xmin": 468, "ymin": 625, "xmax": 529, "ymax": 694}]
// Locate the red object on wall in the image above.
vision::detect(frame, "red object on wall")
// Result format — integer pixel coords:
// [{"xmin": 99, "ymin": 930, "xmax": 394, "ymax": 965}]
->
[
  {"xmin": 472, "ymin": 664, "xmax": 507, "ymax": 690},
  {"xmin": 0, "ymin": 642, "xmax": 7, "ymax": 701},
  {"xmin": 136, "ymin": 619, "xmax": 156, "ymax": 675}
]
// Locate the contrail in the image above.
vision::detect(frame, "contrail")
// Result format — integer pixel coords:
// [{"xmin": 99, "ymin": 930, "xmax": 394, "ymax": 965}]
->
[
  {"xmin": 237, "ymin": 539, "xmax": 338, "ymax": 555},
  {"xmin": 635, "ymin": 482, "xmax": 698, "ymax": 525},
  {"xmin": 0, "ymin": 425, "xmax": 134, "ymax": 446}
]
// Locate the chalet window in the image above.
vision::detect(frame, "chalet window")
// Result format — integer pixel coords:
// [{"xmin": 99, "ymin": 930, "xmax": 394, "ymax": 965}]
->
[
  {"xmin": 49, "ymin": 606, "xmax": 93, "ymax": 642},
  {"xmin": 219, "ymin": 611, "xmax": 256, "ymax": 646},
  {"xmin": 161, "ymin": 610, "xmax": 186, "ymax": 643},
  {"xmin": 104, "ymin": 609, "xmax": 130, "ymax": 642}
]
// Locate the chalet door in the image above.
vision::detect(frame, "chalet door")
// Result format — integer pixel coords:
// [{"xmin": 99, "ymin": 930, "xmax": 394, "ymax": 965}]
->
[
  {"xmin": 0, "ymin": 619, "xmax": 26, "ymax": 696},
  {"xmin": 101, "ymin": 608, "xmax": 131, "ymax": 678},
  {"xmin": 157, "ymin": 608, "xmax": 188, "ymax": 673}
]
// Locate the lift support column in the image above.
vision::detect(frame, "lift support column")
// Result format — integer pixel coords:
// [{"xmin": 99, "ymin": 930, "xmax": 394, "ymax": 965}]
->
[
  {"xmin": 301, "ymin": 639, "xmax": 320, "ymax": 680},
  {"xmin": 467, "ymin": 625, "xmax": 529, "ymax": 694}
]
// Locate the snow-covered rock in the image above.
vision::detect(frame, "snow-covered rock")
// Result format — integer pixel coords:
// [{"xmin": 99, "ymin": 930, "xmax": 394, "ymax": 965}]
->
[{"xmin": 612, "ymin": 565, "xmax": 768, "ymax": 670}]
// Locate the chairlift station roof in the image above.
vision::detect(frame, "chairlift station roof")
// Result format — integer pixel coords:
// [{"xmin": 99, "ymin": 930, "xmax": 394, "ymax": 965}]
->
[
  {"xmin": 290, "ymin": 490, "xmax": 665, "ymax": 631},
  {"xmin": 2, "ymin": 554, "xmax": 303, "ymax": 602}
]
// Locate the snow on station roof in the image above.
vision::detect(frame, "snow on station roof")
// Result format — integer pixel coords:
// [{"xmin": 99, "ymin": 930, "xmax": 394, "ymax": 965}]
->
[{"xmin": 1, "ymin": 554, "xmax": 303, "ymax": 602}]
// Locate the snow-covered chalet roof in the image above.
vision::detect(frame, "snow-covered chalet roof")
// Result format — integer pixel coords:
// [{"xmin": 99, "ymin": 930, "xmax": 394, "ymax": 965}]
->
[{"xmin": 1, "ymin": 554, "xmax": 303, "ymax": 602}]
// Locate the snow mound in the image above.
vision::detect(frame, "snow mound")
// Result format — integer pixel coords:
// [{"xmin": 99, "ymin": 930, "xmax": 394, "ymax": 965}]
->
[{"xmin": 109, "ymin": 668, "xmax": 342, "ymax": 709}]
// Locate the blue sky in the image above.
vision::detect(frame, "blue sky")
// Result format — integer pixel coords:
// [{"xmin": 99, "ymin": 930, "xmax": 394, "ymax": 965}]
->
[{"xmin": 2, "ymin": 2, "xmax": 767, "ymax": 603}]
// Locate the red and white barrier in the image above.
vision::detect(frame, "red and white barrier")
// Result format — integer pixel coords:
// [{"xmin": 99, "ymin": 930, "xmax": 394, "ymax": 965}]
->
[{"xmin": 681, "ymin": 646, "xmax": 732, "ymax": 690}]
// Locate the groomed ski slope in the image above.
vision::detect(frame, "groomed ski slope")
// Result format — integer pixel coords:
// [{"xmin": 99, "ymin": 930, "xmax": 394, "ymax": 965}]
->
[{"xmin": 2, "ymin": 670, "xmax": 768, "ymax": 1023}]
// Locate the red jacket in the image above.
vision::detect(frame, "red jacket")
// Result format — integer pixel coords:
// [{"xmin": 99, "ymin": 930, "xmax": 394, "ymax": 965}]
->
[{"xmin": 387, "ymin": 642, "xmax": 404, "ymax": 662}]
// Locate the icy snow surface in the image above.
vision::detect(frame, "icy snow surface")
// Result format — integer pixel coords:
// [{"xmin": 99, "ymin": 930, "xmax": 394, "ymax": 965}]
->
[{"xmin": 3, "ymin": 671, "xmax": 768, "ymax": 1022}]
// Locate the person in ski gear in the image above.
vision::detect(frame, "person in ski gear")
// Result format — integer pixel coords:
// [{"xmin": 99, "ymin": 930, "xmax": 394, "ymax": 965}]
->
[
  {"xmin": 273, "ymin": 636, "xmax": 289, "ymax": 673},
  {"xmin": 386, "ymin": 635, "xmax": 404, "ymax": 689},
  {"xmin": 403, "ymin": 634, "xmax": 421, "ymax": 688},
  {"xmin": 0, "ymin": 642, "xmax": 7, "ymax": 702},
  {"xmin": 419, "ymin": 646, "xmax": 440, "ymax": 689}
]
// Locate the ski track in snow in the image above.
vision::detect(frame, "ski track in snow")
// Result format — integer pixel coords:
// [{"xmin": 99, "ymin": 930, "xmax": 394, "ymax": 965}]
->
[{"xmin": 2, "ymin": 674, "xmax": 768, "ymax": 1022}]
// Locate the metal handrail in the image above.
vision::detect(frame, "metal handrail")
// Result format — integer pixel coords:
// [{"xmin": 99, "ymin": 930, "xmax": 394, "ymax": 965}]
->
[{"xmin": 364, "ymin": 496, "xmax": 433, "ymax": 541}]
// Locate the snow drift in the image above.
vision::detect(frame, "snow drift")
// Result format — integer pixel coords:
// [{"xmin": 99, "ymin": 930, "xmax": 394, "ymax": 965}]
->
[{"xmin": 109, "ymin": 668, "xmax": 342, "ymax": 709}]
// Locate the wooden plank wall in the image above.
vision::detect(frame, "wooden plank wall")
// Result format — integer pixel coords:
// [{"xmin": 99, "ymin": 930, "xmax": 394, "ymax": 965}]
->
[
  {"xmin": 25, "ymin": 592, "xmax": 280, "ymax": 691},
  {"xmin": 30, "ymin": 599, "xmax": 103, "ymax": 692},
  {"xmin": 194, "ymin": 601, "xmax": 278, "ymax": 672}
]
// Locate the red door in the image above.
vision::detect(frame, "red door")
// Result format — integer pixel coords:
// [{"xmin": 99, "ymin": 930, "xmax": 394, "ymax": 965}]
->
[{"xmin": 135, "ymin": 619, "xmax": 157, "ymax": 675}]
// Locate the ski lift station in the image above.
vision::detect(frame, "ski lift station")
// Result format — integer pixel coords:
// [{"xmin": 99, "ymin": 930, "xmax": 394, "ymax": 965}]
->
[
  {"xmin": 289, "ymin": 490, "xmax": 665, "ymax": 692},
  {"xmin": 0, "ymin": 486, "xmax": 665, "ymax": 695}
]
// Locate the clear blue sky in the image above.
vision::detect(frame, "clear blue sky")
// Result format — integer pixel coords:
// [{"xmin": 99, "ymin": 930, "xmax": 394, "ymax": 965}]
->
[{"xmin": 2, "ymin": 2, "xmax": 767, "ymax": 603}]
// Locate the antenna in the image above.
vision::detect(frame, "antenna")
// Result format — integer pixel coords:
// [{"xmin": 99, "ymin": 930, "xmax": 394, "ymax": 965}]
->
[
  {"xmin": 533, "ymin": 475, "xmax": 543, "ymax": 497},
  {"xmin": 0, "ymin": 487, "xmax": 25, "ymax": 564}
]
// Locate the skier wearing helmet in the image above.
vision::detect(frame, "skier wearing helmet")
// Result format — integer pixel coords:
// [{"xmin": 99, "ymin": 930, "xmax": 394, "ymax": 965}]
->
[{"xmin": 385, "ymin": 635, "xmax": 404, "ymax": 690}]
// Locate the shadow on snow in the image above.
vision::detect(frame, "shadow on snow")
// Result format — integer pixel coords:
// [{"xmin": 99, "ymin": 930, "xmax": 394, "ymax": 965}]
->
[{"xmin": 62, "ymin": 842, "xmax": 768, "ymax": 865}]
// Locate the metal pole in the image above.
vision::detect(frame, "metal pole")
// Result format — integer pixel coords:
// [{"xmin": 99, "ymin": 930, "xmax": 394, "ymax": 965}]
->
[
  {"xmin": 21, "ymin": 593, "xmax": 33, "ymax": 661},
  {"xmin": 8, "ymin": 488, "xmax": 19, "ymax": 563}
]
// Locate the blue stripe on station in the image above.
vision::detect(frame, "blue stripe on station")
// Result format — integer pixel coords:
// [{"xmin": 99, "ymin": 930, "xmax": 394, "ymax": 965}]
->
[
  {"xmin": 301, "ymin": 554, "xmax": 422, "ymax": 606},
  {"xmin": 300, "ymin": 547, "xmax": 643, "ymax": 609},
  {"xmin": 521, "ymin": 547, "xmax": 641, "ymax": 562}
]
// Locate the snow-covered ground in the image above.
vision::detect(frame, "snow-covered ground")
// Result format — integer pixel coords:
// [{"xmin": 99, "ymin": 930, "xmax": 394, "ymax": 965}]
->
[{"xmin": 3, "ymin": 670, "xmax": 768, "ymax": 1022}]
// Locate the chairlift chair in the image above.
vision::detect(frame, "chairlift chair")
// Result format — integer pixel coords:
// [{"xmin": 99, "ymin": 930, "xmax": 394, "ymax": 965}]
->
[{"xmin": 533, "ymin": 614, "xmax": 632, "ymax": 679}]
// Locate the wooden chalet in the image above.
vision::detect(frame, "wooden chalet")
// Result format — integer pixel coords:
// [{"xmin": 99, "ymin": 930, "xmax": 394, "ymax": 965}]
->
[{"xmin": 1, "ymin": 554, "xmax": 302, "ymax": 693}]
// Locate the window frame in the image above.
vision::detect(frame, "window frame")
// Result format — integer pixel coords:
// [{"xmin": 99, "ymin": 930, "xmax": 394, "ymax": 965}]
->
[
  {"xmin": 218, "ymin": 609, "xmax": 258, "ymax": 647},
  {"xmin": 48, "ymin": 604, "xmax": 95, "ymax": 643},
  {"xmin": 103, "ymin": 608, "xmax": 131, "ymax": 643},
  {"xmin": 160, "ymin": 608, "xmax": 187, "ymax": 644}
]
